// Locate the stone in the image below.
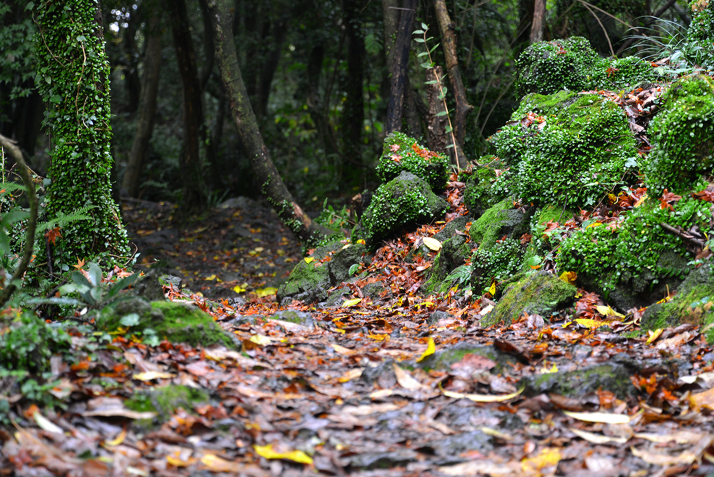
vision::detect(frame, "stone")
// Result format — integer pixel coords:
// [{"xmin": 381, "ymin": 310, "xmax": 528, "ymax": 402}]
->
[
  {"xmin": 415, "ymin": 342, "xmax": 517, "ymax": 373},
  {"xmin": 420, "ymin": 235, "xmax": 472, "ymax": 295},
  {"xmin": 469, "ymin": 199, "xmax": 532, "ymax": 251},
  {"xmin": 521, "ymin": 362, "xmax": 638, "ymax": 399}
]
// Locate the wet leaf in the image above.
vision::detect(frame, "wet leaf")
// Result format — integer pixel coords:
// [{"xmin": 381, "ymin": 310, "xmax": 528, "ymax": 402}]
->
[
  {"xmin": 415, "ymin": 337, "xmax": 435, "ymax": 362},
  {"xmin": 563, "ymin": 411, "xmax": 631, "ymax": 424},
  {"xmin": 132, "ymin": 371, "xmax": 175, "ymax": 381},
  {"xmin": 200, "ymin": 453, "xmax": 245, "ymax": 471},
  {"xmin": 442, "ymin": 384, "xmax": 525, "ymax": 402},
  {"xmin": 255, "ymin": 287, "xmax": 277, "ymax": 297},
  {"xmin": 570, "ymin": 428, "xmax": 628, "ymax": 444},
  {"xmin": 253, "ymin": 444, "xmax": 313, "ymax": 464},
  {"xmin": 342, "ymin": 298, "xmax": 362, "ymax": 307},
  {"xmin": 521, "ymin": 447, "xmax": 561, "ymax": 474}
]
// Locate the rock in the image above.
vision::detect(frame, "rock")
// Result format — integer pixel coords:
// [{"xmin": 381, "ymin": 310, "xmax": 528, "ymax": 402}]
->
[
  {"xmin": 132, "ymin": 268, "xmax": 167, "ymax": 301},
  {"xmin": 268, "ymin": 310, "xmax": 317, "ymax": 329},
  {"xmin": 375, "ymin": 132, "xmax": 450, "ymax": 191},
  {"xmin": 362, "ymin": 281, "xmax": 391, "ymax": 301},
  {"xmin": 433, "ymin": 215, "xmax": 471, "ymax": 242},
  {"xmin": 461, "ymin": 157, "xmax": 507, "ymax": 219},
  {"xmin": 348, "ymin": 449, "xmax": 419, "ymax": 470},
  {"xmin": 521, "ymin": 362, "xmax": 637, "ymax": 399},
  {"xmin": 158, "ymin": 275, "xmax": 182, "ymax": 291},
  {"xmin": 469, "ymin": 199, "xmax": 532, "ymax": 251},
  {"xmin": 323, "ymin": 287, "xmax": 353, "ymax": 308},
  {"xmin": 427, "ymin": 310, "xmax": 453, "ymax": 325},
  {"xmin": 415, "ymin": 342, "xmax": 517, "ymax": 373},
  {"xmin": 125, "ymin": 385, "xmax": 209, "ymax": 423},
  {"xmin": 97, "ymin": 298, "xmax": 236, "ymax": 349},
  {"xmin": 327, "ymin": 243, "xmax": 368, "ymax": 284},
  {"xmin": 228, "ymin": 315, "xmax": 265, "ymax": 327},
  {"xmin": 219, "ymin": 196, "xmax": 257, "ymax": 209},
  {"xmin": 471, "ymin": 239, "xmax": 526, "ymax": 293},
  {"xmin": 642, "ymin": 264, "xmax": 714, "ymax": 342},
  {"xmin": 421, "ymin": 235, "xmax": 472, "ymax": 295},
  {"xmin": 644, "ymin": 74, "xmax": 714, "ymax": 196},
  {"xmin": 416, "ymin": 431, "xmax": 492, "ymax": 461},
  {"xmin": 483, "ymin": 272, "xmax": 576, "ymax": 327},
  {"xmin": 360, "ymin": 171, "xmax": 449, "ymax": 250}
]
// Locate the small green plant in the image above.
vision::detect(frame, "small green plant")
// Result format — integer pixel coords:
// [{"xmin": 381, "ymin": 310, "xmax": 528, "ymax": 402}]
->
[
  {"xmin": 0, "ymin": 309, "xmax": 71, "ymax": 372},
  {"xmin": 56, "ymin": 262, "xmax": 141, "ymax": 311},
  {"xmin": 413, "ymin": 23, "xmax": 461, "ymax": 171}
]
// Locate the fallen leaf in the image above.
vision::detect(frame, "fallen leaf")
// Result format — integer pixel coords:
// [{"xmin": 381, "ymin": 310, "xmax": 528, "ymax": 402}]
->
[
  {"xmin": 570, "ymin": 427, "xmax": 628, "ymax": 444},
  {"xmin": 595, "ymin": 305, "xmax": 624, "ymax": 318},
  {"xmin": 646, "ymin": 328, "xmax": 663, "ymax": 345},
  {"xmin": 439, "ymin": 461, "xmax": 519, "ymax": 476},
  {"xmin": 338, "ymin": 368, "xmax": 363, "ymax": 383},
  {"xmin": 255, "ymin": 287, "xmax": 277, "ymax": 297},
  {"xmin": 32, "ymin": 409, "xmax": 64, "ymax": 434},
  {"xmin": 563, "ymin": 411, "xmax": 630, "ymax": 424},
  {"xmin": 635, "ymin": 430, "xmax": 706, "ymax": 444},
  {"xmin": 560, "ymin": 271, "xmax": 577, "ymax": 285},
  {"xmin": 422, "ymin": 236, "xmax": 442, "ymax": 251},
  {"xmin": 304, "ymin": 257, "xmax": 314, "ymax": 264},
  {"xmin": 249, "ymin": 334, "xmax": 273, "ymax": 346},
  {"xmin": 253, "ymin": 444, "xmax": 313, "ymax": 464},
  {"xmin": 630, "ymin": 446, "xmax": 698, "ymax": 466},
  {"xmin": 342, "ymin": 403, "xmax": 401, "ymax": 415},
  {"xmin": 442, "ymin": 384, "xmax": 525, "ymax": 403},
  {"xmin": 342, "ymin": 298, "xmax": 362, "ymax": 307},
  {"xmin": 83, "ymin": 397, "xmax": 156, "ymax": 420},
  {"xmin": 690, "ymin": 386, "xmax": 714, "ymax": 411},
  {"xmin": 132, "ymin": 371, "xmax": 175, "ymax": 381},
  {"xmin": 200, "ymin": 453, "xmax": 244, "ymax": 472},
  {"xmin": 393, "ymin": 363, "xmax": 431, "ymax": 392},
  {"xmin": 575, "ymin": 318, "xmax": 612, "ymax": 329},
  {"xmin": 105, "ymin": 427, "xmax": 127, "ymax": 446},
  {"xmin": 488, "ymin": 282, "xmax": 496, "ymax": 295},
  {"xmin": 521, "ymin": 447, "xmax": 561, "ymax": 474},
  {"xmin": 331, "ymin": 343, "xmax": 359, "ymax": 356},
  {"xmin": 415, "ymin": 337, "xmax": 435, "ymax": 362}
]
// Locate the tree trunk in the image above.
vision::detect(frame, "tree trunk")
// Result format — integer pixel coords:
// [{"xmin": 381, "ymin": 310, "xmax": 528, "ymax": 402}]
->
[
  {"xmin": 433, "ymin": 0, "xmax": 472, "ymax": 168},
  {"xmin": 168, "ymin": 0, "xmax": 207, "ymax": 211},
  {"xmin": 123, "ymin": 5, "xmax": 162, "ymax": 198},
  {"xmin": 341, "ymin": 0, "xmax": 365, "ymax": 163},
  {"xmin": 426, "ymin": 66, "xmax": 447, "ymax": 153},
  {"xmin": 382, "ymin": 0, "xmax": 399, "ymax": 69},
  {"xmin": 385, "ymin": 0, "xmax": 416, "ymax": 134},
  {"xmin": 206, "ymin": 0, "xmax": 332, "ymax": 244},
  {"xmin": 529, "ymin": 0, "xmax": 546, "ymax": 43}
]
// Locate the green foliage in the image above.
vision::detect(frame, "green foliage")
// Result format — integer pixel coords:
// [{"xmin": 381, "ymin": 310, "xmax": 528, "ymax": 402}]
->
[
  {"xmin": 126, "ymin": 384, "xmax": 209, "ymax": 422},
  {"xmin": 56, "ymin": 261, "xmax": 140, "ymax": 310},
  {"xmin": 644, "ymin": 74, "xmax": 714, "ymax": 196},
  {"xmin": 461, "ymin": 156, "xmax": 505, "ymax": 217},
  {"xmin": 0, "ymin": 2, "xmax": 37, "ymax": 112},
  {"xmin": 33, "ymin": 0, "xmax": 130, "ymax": 268},
  {"xmin": 376, "ymin": 132, "xmax": 450, "ymax": 190},
  {"xmin": 0, "ymin": 309, "xmax": 70, "ymax": 372},
  {"xmin": 557, "ymin": 197, "xmax": 711, "ymax": 294},
  {"xmin": 685, "ymin": 0, "xmax": 714, "ymax": 68},
  {"xmin": 489, "ymin": 90, "xmax": 638, "ymax": 209},
  {"xmin": 471, "ymin": 238, "xmax": 524, "ymax": 292}
]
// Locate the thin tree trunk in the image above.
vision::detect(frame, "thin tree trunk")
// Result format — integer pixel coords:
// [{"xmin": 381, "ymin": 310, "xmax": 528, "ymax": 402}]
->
[
  {"xmin": 206, "ymin": 0, "xmax": 332, "ymax": 244},
  {"xmin": 385, "ymin": 0, "xmax": 416, "ymax": 134},
  {"xmin": 342, "ymin": 0, "xmax": 365, "ymax": 163},
  {"xmin": 168, "ymin": 0, "xmax": 206, "ymax": 211},
  {"xmin": 382, "ymin": 0, "xmax": 399, "ymax": 69},
  {"xmin": 426, "ymin": 66, "xmax": 447, "ymax": 153},
  {"xmin": 529, "ymin": 0, "xmax": 546, "ymax": 43},
  {"xmin": 124, "ymin": 6, "xmax": 162, "ymax": 197},
  {"xmin": 433, "ymin": 0, "xmax": 472, "ymax": 169}
]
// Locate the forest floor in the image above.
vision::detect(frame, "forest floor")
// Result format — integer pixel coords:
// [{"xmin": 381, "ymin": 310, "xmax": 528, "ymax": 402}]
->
[{"xmin": 2, "ymin": 195, "xmax": 714, "ymax": 477}]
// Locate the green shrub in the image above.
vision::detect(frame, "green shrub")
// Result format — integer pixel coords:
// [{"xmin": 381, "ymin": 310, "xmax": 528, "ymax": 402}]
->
[
  {"xmin": 376, "ymin": 132, "xmax": 450, "ymax": 190},
  {"xmin": 0, "ymin": 309, "xmax": 70, "ymax": 372},
  {"xmin": 471, "ymin": 238, "xmax": 525, "ymax": 292}
]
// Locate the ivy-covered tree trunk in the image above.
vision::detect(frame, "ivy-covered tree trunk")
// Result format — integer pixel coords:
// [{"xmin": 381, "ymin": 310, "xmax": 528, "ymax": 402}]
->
[
  {"xmin": 206, "ymin": 0, "xmax": 333, "ymax": 245},
  {"xmin": 34, "ymin": 0, "xmax": 130, "ymax": 269}
]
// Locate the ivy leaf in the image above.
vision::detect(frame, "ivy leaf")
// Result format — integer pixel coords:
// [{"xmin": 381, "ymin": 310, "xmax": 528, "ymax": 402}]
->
[
  {"xmin": 119, "ymin": 314, "xmax": 140, "ymax": 327},
  {"xmin": 349, "ymin": 263, "xmax": 360, "ymax": 276}
]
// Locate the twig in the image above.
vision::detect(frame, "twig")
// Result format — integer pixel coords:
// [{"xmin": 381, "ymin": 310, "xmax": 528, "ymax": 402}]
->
[
  {"xmin": 659, "ymin": 222, "xmax": 705, "ymax": 250},
  {"xmin": 580, "ymin": 1, "xmax": 615, "ymax": 57}
]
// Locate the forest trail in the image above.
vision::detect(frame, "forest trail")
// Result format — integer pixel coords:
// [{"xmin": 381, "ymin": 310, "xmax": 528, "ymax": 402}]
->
[{"xmin": 4, "ymin": 196, "xmax": 710, "ymax": 477}]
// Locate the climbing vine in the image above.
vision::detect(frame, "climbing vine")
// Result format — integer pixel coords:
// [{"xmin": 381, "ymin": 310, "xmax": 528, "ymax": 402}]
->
[{"xmin": 33, "ymin": 0, "xmax": 129, "ymax": 271}]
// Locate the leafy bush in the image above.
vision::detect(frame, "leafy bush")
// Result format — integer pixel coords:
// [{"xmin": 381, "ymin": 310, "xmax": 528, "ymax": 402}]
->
[
  {"xmin": 0, "ymin": 309, "xmax": 70, "ymax": 372},
  {"xmin": 471, "ymin": 238, "xmax": 524, "ymax": 291}
]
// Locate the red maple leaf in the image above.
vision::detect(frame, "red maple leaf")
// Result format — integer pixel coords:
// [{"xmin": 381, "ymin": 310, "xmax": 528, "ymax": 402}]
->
[
  {"xmin": 45, "ymin": 227, "xmax": 62, "ymax": 245},
  {"xmin": 659, "ymin": 189, "xmax": 682, "ymax": 210}
]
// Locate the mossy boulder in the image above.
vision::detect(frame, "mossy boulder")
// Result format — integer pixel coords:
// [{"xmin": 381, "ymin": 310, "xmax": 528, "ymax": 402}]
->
[
  {"xmin": 433, "ymin": 215, "xmax": 471, "ymax": 242},
  {"xmin": 97, "ymin": 298, "xmax": 236, "ymax": 349},
  {"xmin": 557, "ymin": 198, "xmax": 708, "ymax": 311},
  {"xmin": 483, "ymin": 271, "xmax": 576, "ymax": 327},
  {"xmin": 361, "ymin": 171, "xmax": 449, "ymax": 250},
  {"xmin": 469, "ymin": 199, "xmax": 532, "ymax": 251},
  {"xmin": 644, "ymin": 74, "xmax": 714, "ymax": 196},
  {"xmin": 375, "ymin": 132, "xmax": 450, "ymax": 191},
  {"xmin": 471, "ymin": 238, "xmax": 526, "ymax": 293},
  {"xmin": 416, "ymin": 342, "xmax": 517, "ymax": 373},
  {"xmin": 521, "ymin": 362, "xmax": 637, "ymax": 399},
  {"xmin": 328, "ymin": 243, "xmax": 369, "ymax": 284},
  {"xmin": 462, "ymin": 156, "xmax": 507, "ymax": 218},
  {"xmin": 642, "ymin": 264, "xmax": 714, "ymax": 342},
  {"xmin": 490, "ymin": 90, "xmax": 638, "ymax": 209},
  {"xmin": 126, "ymin": 385, "xmax": 209, "ymax": 423},
  {"xmin": 421, "ymin": 235, "xmax": 472, "ymax": 295}
]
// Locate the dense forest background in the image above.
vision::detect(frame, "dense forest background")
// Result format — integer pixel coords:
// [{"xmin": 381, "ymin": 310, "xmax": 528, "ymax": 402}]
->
[{"xmin": 0, "ymin": 0, "xmax": 690, "ymax": 210}]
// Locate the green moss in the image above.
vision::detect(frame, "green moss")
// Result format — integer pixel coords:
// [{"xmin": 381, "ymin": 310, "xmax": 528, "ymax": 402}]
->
[
  {"xmin": 684, "ymin": 1, "xmax": 714, "ymax": 67},
  {"xmin": 376, "ymin": 132, "xmax": 450, "ymax": 190},
  {"xmin": 126, "ymin": 385, "xmax": 209, "ymax": 421},
  {"xmin": 471, "ymin": 238, "xmax": 525, "ymax": 292},
  {"xmin": 590, "ymin": 56, "xmax": 659, "ymax": 91},
  {"xmin": 462, "ymin": 156, "xmax": 507, "ymax": 217},
  {"xmin": 421, "ymin": 236, "xmax": 472, "ymax": 295},
  {"xmin": 361, "ymin": 172, "xmax": 448, "ymax": 250},
  {"xmin": 557, "ymin": 197, "xmax": 709, "ymax": 296},
  {"xmin": 469, "ymin": 199, "xmax": 516, "ymax": 250},
  {"xmin": 415, "ymin": 343, "xmax": 516, "ymax": 372},
  {"xmin": 483, "ymin": 271, "xmax": 576, "ymax": 327},
  {"xmin": 524, "ymin": 363, "xmax": 635, "ymax": 398},
  {"xmin": 644, "ymin": 74, "xmax": 714, "ymax": 196},
  {"xmin": 276, "ymin": 259, "xmax": 330, "ymax": 301},
  {"xmin": 490, "ymin": 91, "xmax": 638, "ymax": 209}
]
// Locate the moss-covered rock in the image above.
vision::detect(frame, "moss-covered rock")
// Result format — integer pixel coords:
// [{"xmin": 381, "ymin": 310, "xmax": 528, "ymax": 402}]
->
[
  {"xmin": 375, "ymin": 132, "xmax": 450, "ymax": 190},
  {"xmin": 483, "ymin": 271, "xmax": 576, "ymax": 327},
  {"xmin": 421, "ymin": 235, "xmax": 472, "ymax": 295},
  {"xmin": 469, "ymin": 199, "xmax": 532, "ymax": 251},
  {"xmin": 276, "ymin": 259, "xmax": 331, "ymax": 304},
  {"xmin": 126, "ymin": 385, "xmax": 209, "ymax": 422},
  {"xmin": 461, "ymin": 157, "xmax": 507, "ymax": 218},
  {"xmin": 361, "ymin": 171, "xmax": 449, "ymax": 250},
  {"xmin": 642, "ymin": 264, "xmax": 714, "ymax": 342},
  {"xmin": 433, "ymin": 216, "xmax": 471, "ymax": 242},
  {"xmin": 328, "ymin": 243, "xmax": 368, "ymax": 284},
  {"xmin": 557, "ymin": 197, "xmax": 709, "ymax": 310},
  {"xmin": 97, "ymin": 298, "xmax": 236, "ymax": 349},
  {"xmin": 521, "ymin": 362, "xmax": 637, "ymax": 399},
  {"xmin": 644, "ymin": 74, "xmax": 714, "ymax": 196},
  {"xmin": 415, "ymin": 342, "xmax": 517, "ymax": 373},
  {"xmin": 471, "ymin": 238, "xmax": 526, "ymax": 292},
  {"xmin": 490, "ymin": 90, "xmax": 638, "ymax": 209}
]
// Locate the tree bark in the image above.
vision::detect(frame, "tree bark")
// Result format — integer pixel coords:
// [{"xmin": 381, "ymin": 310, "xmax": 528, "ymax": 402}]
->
[
  {"xmin": 123, "ymin": 5, "xmax": 162, "ymax": 198},
  {"xmin": 426, "ymin": 67, "xmax": 447, "ymax": 153},
  {"xmin": 341, "ymin": 0, "xmax": 365, "ymax": 163},
  {"xmin": 529, "ymin": 0, "xmax": 546, "ymax": 43},
  {"xmin": 382, "ymin": 0, "xmax": 399, "ymax": 69},
  {"xmin": 206, "ymin": 0, "xmax": 332, "ymax": 244},
  {"xmin": 168, "ymin": 0, "xmax": 207, "ymax": 211},
  {"xmin": 432, "ymin": 0, "xmax": 471, "ymax": 168},
  {"xmin": 385, "ymin": 0, "xmax": 416, "ymax": 134}
]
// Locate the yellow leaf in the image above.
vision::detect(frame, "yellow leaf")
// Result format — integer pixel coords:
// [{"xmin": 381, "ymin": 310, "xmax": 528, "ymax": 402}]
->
[
  {"xmin": 480, "ymin": 304, "xmax": 494, "ymax": 315},
  {"xmin": 304, "ymin": 257, "xmax": 315, "ymax": 264},
  {"xmin": 132, "ymin": 371, "xmax": 175, "ymax": 381},
  {"xmin": 32, "ymin": 409, "xmax": 63, "ymax": 434},
  {"xmin": 232, "ymin": 284, "xmax": 246, "ymax": 293},
  {"xmin": 690, "ymin": 386, "xmax": 714, "ymax": 411},
  {"xmin": 646, "ymin": 328, "xmax": 663, "ymax": 345},
  {"xmin": 253, "ymin": 444, "xmax": 313, "ymax": 464},
  {"xmin": 574, "ymin": 318, "xmax": 611, "ymax": 329},
  {"xmin": 331, "ymin": 343, "xmax": 357, "ymax": 355},
  {"xmin": 595, "ymin": 305, "xmax": 625, "ymax": 318},
  {"xmin": 422, "ymin": 237, "xmax": 442, "ymax": 251},
  {"xmin": 563, "ymin": 410, "xmax": 630, "ymax": 424},
  {"xmin": 539, "ymin": 363, "xmax": 558, "ymax": 374},
  {"xmin": 255, "ymin": 287, "xmax": 277, "ymax": 297},
  {"xmin": 634, "ymin": 193, "xmax": 647, "ymax": 207},
  {"xmin": 416, "ymin": 337, "xmax": 435, "ymax": 363},
  {"xmin": 561, "ymin": 321, "xmax": 572, "ymax": 328},
  {"xmin": 570, "ymin": 428, "xmax": 628, "ymax": 444},
  {"xmin": 342, "ymin": 298, "xmax": 362, "ymax": 308},
  {"xmin": 338, "ymin": 368, "xmax": 363, "ymax": 383},
  {"xmin": 249, "ymin": 334, "xmax": 272, "ymax": 346},
  {"xmin": 200, "ymin": 454, "xmax": 244, "ymax": 472},
  {"xmin": 368, "ymin": 333, "xmax": 389, "ymax": 341},
  {"xmin": 105, "ymin": 427, "xmax": 127, "ymax": 446},
  {"xmin": 442, "ymin": 384, "xmax": 525, "ymax": 403},
  {"xmin": 166, "ymin": 452, "xmax": 195, "ymax": 467},
  {"xmin": 522, "ymin": 448, "xmax": 561, "ymax": 473},
  {"xmin": 488, "ymin": 281, "xmax": 496, "ymax": 295},
  {"xmin": 205, "ymin": 274, "xmax": 217, "ymax": 281},
  {"xmin": 356, "ymin": 239, "xmax": 366, "ymax": 244},
  {"xmin": 559, "ymin": 271, "xmax": 577, "ymax": 285},
  {"xmin": 586, "ymin": 222, "xmax": 602, "ymax": 229}
]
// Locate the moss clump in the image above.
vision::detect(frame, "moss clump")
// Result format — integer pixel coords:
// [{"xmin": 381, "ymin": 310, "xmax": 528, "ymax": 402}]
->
[
  {"xmin": 535, "ymin": 204, "xmax": 574, "ymax": 226},
  {"xmin": 684, "ymin": 1, "xmax": 714, "ymax": 67},
  {"xmin": 126, "ymin": 385, "xmax": 209, "ymax": 421},
  {"xmin": 642, "ymin": 265, "xmax": 714, "ymax": 342},
  {"xmin": 483, "ymin": 271, "xmax": 576, "ymax": 327},
  {"xmin": 97, "ymin": 299, "xmax": 235, "ymax": 349},
  {"xmin": 557, "ymin": 197, "xmax": 710, "ymax": 304},
  {"xmin": 490, "ymin": 90, "xmax": 638, "ymax": 209},
  {"xmin": 469, "ymin": 199, "xmax": 531, "ymax": 251},
  {"xmin": 376, "ymin": 132, "xmax": 450, "ymax": 190},
  {"xmin": 471, "ymin": 238, "xmax": 525, "ymax": 292},
  {"xmin": 276, "ymin": 259, "xmax": 331, "ymax": 303},
  {"xmin": 590, "ymin": 56, "xmax": 660, "ymax": 91},
  {"xmin": 361, "ymin": 171, "xmax": 448, "ymax": 250},
  {"xmin": 523, "ymin": 363, "xmax": 636, "ymax": 399},
  {"xmin": 644, "ymin": 75, "xmax": 714, "ymax": 196},
  {"xmin": 415, "ymin": 342, "xmax": 516, "ymax": 372},
  {"xmin": 461, "ymin": 156, "xmax": 507, "ymax": 218}
]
